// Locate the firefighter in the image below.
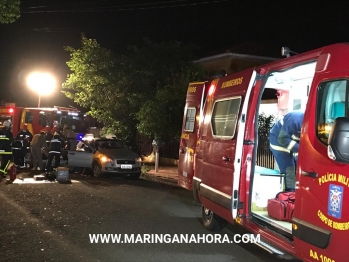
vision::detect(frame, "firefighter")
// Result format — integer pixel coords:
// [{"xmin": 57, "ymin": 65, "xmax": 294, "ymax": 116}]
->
[
  {"xmin": 44, "ymin": 126, "xmax": 53, "ymax": 146},
  {"xmin": 11, "ymin": 139, "xmax": 23, "ymax": 168},
  {"xmin": 54, "ymin": 126, "xmax": 66, "ymax": 142},
  {"xmin": 269, "ymin": 111, "xmax": 304, "ymax": 192},
  {"xmin": 0, "ymin": 120, "xmax": 14, "ymax": 177},
  {"xmin": 63, "ymin": 126, "xmax": 76, "ymax": 151},
  {"xmin": 46, "ymin": 135, "xmax": 62, "ymax": 172},
  {"xmin": 15, "ymin": 124, "xmax": 33, "ymax": 168}
]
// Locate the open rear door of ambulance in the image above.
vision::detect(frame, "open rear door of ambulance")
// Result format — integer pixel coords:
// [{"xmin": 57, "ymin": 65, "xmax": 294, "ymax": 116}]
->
[
  {"xmin": 178, "ymin": 82, "xmax": 207, "ymax": 190},
  {"xmin": 293, "ymin": 45, "xmax": 349, "ymax": 262},
  {"xmin": 231, "ymin": 69, "xmax": 262, "ymax": 220}
]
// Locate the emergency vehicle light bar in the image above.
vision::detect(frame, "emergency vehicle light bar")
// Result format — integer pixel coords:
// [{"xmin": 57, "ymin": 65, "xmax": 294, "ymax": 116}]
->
[{"xmin": 0, "ymin": 107, "xmax": 14, "ymax": 114}]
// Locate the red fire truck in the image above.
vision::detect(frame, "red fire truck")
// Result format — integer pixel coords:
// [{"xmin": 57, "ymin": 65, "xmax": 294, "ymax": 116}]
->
[
  {"xmin": 0, "ymin": 104, "xmax": 87, "ymax": 137},
  {"xmin": 0, "ymin": 103, "xmax": 23, "ymax": 137},
  {"xmin": 178, "ymin": 43, "xmax": 349, "ymax": 261}
]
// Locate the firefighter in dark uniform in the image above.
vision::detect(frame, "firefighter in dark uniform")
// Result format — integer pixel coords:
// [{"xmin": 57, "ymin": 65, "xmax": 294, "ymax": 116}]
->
[
  {"xmin": 44, "ymin": 126, "xmax": 53, "ymax": 146},
  {"xmin": 0, "ymin": 120, "xmax": 14, "ymax": 177},
  {"xmin": 46, "ymin": 134, "xmax": 62, "ymax": 172},
  {"xmin": 15, "ymin": 123, "xmax": 33, "ymax": 168},
  {"xmin": 269, "ymin": 111, "xmax": 304, "ymax": 192},
  {"xmin": 11, "ymin": 139, "xmax": 23, "ymax": 167}
]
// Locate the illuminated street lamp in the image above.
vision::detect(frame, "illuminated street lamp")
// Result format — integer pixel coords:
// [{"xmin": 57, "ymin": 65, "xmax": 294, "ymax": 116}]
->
[{"xmin": 26, "ymin": 72, "xmax": 56, "ymax": 107}]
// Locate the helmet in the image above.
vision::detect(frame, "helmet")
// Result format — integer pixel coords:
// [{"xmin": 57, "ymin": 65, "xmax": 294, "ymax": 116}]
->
[{"xmin": 4, "ymin": 120, "xmax": 11, "ymax": 128}]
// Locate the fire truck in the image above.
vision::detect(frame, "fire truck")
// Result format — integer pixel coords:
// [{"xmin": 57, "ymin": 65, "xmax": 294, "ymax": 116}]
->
[
  {"xmin": 0, "ymin": 103, "xmax": 23, "ymax": 137},
  {"xmin": 0, "ymin": 104, "xmax": 87, "ymax": 137},
  {"xmin": 178, "ymin": 43, "xmax": 349, "ymax": 261}
]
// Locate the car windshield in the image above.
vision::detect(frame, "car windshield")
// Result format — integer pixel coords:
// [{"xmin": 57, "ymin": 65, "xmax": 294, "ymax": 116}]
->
[{"xmin": 96, "ymin": 140, "xmax": 126, "ymax": 149}]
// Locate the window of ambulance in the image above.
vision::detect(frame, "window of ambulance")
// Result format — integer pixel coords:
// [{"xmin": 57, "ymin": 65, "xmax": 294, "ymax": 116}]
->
[
  {"xmin": 211, "ymin": 97, "xmax": 241, "ymax": 139},
  {"xmin": 316, "ymin": 79, "xmax": 348, "ymax": 144},
  {"xmin": 184, "ymin": 107, "xmax": 196, "ymax": 132}
]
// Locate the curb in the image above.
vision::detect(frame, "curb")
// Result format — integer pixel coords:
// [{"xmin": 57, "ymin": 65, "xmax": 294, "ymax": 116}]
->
[{"xmin": 141, "ymin": 173, "xmax": 180, "ymax": 187}]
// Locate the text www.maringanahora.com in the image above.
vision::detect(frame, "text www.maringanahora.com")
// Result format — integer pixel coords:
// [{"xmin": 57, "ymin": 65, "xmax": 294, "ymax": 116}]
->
[{"xmin": 89, "ymin": 233, "xmax": 260, "ymax": 244}]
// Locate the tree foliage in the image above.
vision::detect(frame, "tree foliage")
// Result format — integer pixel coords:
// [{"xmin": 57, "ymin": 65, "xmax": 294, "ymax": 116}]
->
[
  {"xmin": 62, "ymin": 37, "xmax": 204, "ymax": 148},
  {"xmin": 130, "ymin": 39, "xmax": 204, "ymax": 138},
  {"xmin": 0, "ymin": 0, "xmax": 20, "ymax": 24},
  {"xmin": 258, "ymin": 113, "xmax": 275, "ymax": 136}
]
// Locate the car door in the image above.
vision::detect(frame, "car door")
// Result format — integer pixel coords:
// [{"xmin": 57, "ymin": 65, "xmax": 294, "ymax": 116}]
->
[
  {"xmin": 68, "ymin": 140, "xmax": 93, "ymax": 168},
  {"xmin": 293, "ymin": 50, "xmax": 349, "ymax": 261}
]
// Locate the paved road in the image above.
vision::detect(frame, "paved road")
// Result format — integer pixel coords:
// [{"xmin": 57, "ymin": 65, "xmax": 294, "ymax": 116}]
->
[{"xmin": 0, "ymin": 174, "xmax": 300, "ymax": 262}]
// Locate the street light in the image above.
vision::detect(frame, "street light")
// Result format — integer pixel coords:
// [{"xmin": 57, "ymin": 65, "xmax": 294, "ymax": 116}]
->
[{"xmin": 26, "ymin": 72, "xmax": 56, "ymax": 107}]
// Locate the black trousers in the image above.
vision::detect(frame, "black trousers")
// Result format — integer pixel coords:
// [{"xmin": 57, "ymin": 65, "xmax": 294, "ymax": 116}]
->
[
  {"xmin": 13, "ymin": 149, "xmax": 24, "ymax": 166},
  {"xmin": 0, "ymin": 154, "xmax": 12, "ymax": 175},
  {"xmin": 46, "ymin": 152, "xmax": 61, "ymax": 172}
]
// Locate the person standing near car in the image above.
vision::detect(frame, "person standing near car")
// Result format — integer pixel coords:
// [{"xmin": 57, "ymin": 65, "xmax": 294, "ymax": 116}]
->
[
  {"xmin": 44, "ymin": 126, "xmax": 53, "ymax": 146},
  {"xmin": 15, "ymin": 124, "xmax": 33, "ymax": 168},
  {"xmin": 30, "ymin": 131, "xmax": 48, "ymax": 171},
  {"xmin": 11, "ymin": 139, "xmax": 23, "ymax": 168},
  {"xmin": 0, "ymin": 120, "xmax": 14, "ymax": 177},
  {"xmin": 46, "ymin": 135, "xmax": 62, "ymax": 172}
]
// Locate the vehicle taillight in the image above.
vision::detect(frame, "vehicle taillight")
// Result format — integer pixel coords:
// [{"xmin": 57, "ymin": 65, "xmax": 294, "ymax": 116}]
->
[{"xmin": 8, "ymin": 108, "xmax": 14, "ymax": 113}]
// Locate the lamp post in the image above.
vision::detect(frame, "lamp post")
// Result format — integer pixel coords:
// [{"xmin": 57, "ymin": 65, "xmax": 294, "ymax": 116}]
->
[{"xmin": 26, "ymin": 72, "xmax": 56, "ymax": 107}]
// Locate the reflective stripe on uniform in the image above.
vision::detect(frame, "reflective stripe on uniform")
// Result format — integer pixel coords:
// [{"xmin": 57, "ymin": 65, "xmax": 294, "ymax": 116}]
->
[
  {"xmin": 0, "ymin": 160, "xmax": 10, "ymax": 174},
  {"xmin": 0, "ymin": 152, "xmax": 12, "ymax": 154},
  {"xmin": 49, "ymin": 151, "xmax": 61, "ymax": 153},
  {"xmin": 270, "ymin": 143, "xmax": 291, "ymax": 153},
  {"xmin": 0, "ymin": 138, "xmax": 9, "ymax": 140},
  {"xmin": 291, "ymin": 134, "xmax": 300, "ymax": 141},
  {"xmin": 286, "ymin": 140, "xmax": 297, "ymax": 151},
  {"xmin": 293, "ymin": 152, "xmax": 298, "ymax": 157}
]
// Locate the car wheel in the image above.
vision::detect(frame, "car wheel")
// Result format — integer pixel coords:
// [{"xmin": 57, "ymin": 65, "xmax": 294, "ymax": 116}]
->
[
  {"xmin": 92, "ymin": 163, "xmax": 102, "ymax": 177},
  {"xmin": 202, "ymin": 206, "xmax": 227, "ymax": 231}
]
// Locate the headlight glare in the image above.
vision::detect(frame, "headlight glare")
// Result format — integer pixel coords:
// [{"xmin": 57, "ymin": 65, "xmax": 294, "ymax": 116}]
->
[{"xmin": 101, "ymin": 155, "xmax": 112, "ymax": 163}]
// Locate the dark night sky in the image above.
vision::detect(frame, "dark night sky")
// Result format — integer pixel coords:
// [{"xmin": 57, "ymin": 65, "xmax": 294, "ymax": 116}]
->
[{"xmin": 0, "ymin": 0, "xmax": 348, "ymax": 110}]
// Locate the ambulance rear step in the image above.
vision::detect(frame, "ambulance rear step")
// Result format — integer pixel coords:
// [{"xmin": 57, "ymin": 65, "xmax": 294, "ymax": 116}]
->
[{"xmin": 249, "ymin": 234, "xmax": 294, "ymax": 260}]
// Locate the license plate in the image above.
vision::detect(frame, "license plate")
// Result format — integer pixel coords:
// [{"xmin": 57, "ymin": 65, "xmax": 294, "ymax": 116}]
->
[{"xmin": 121, "ymin": 164, "xmax": 132, "ymax": 169}]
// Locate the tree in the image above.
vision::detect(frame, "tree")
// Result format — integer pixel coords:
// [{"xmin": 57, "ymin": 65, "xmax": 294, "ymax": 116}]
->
[
  {"xmin": 62, "ymin": 36, "xmax": 204, "ymax": 150},
  {"xmin": 0, "ymin": 0, "xmax": 20, "ymax": 24},
  {"xmin": 131, "ymin": 39, "xmax": 204, "ymax": 138},
  {"xmin": 62, "ymin": 37, "xmax": 135, "ymax": 141}
]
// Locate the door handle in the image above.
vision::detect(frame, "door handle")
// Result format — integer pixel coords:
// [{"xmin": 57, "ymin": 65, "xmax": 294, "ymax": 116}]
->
[
  {"xmin": 301, "ymin": 170, "xmax": 318, "ymax": 178},
  {"xmin": 69, "ymin": 153, "xmax": 75, "ymax": 155},
  {"xmin": 222, "ymin": 156, "xmax": 230, "ymax": 162}
]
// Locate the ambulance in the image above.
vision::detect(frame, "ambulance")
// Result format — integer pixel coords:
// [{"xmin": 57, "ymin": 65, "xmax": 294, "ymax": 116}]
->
[{"xmin": 178, "ymin": 43, "xmax": 349, "ymax": 261}]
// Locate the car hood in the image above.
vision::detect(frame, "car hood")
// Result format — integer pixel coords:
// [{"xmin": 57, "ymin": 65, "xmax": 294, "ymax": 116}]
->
[{"xmin": 97, "ymin": 148, "xmax": 138, "ymax": 159}]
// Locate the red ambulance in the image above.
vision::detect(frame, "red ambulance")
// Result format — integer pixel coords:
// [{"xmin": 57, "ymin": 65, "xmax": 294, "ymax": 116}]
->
[{"xmin": 178, "ymin": 43, "xmax": 349, "ymax": 261}]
